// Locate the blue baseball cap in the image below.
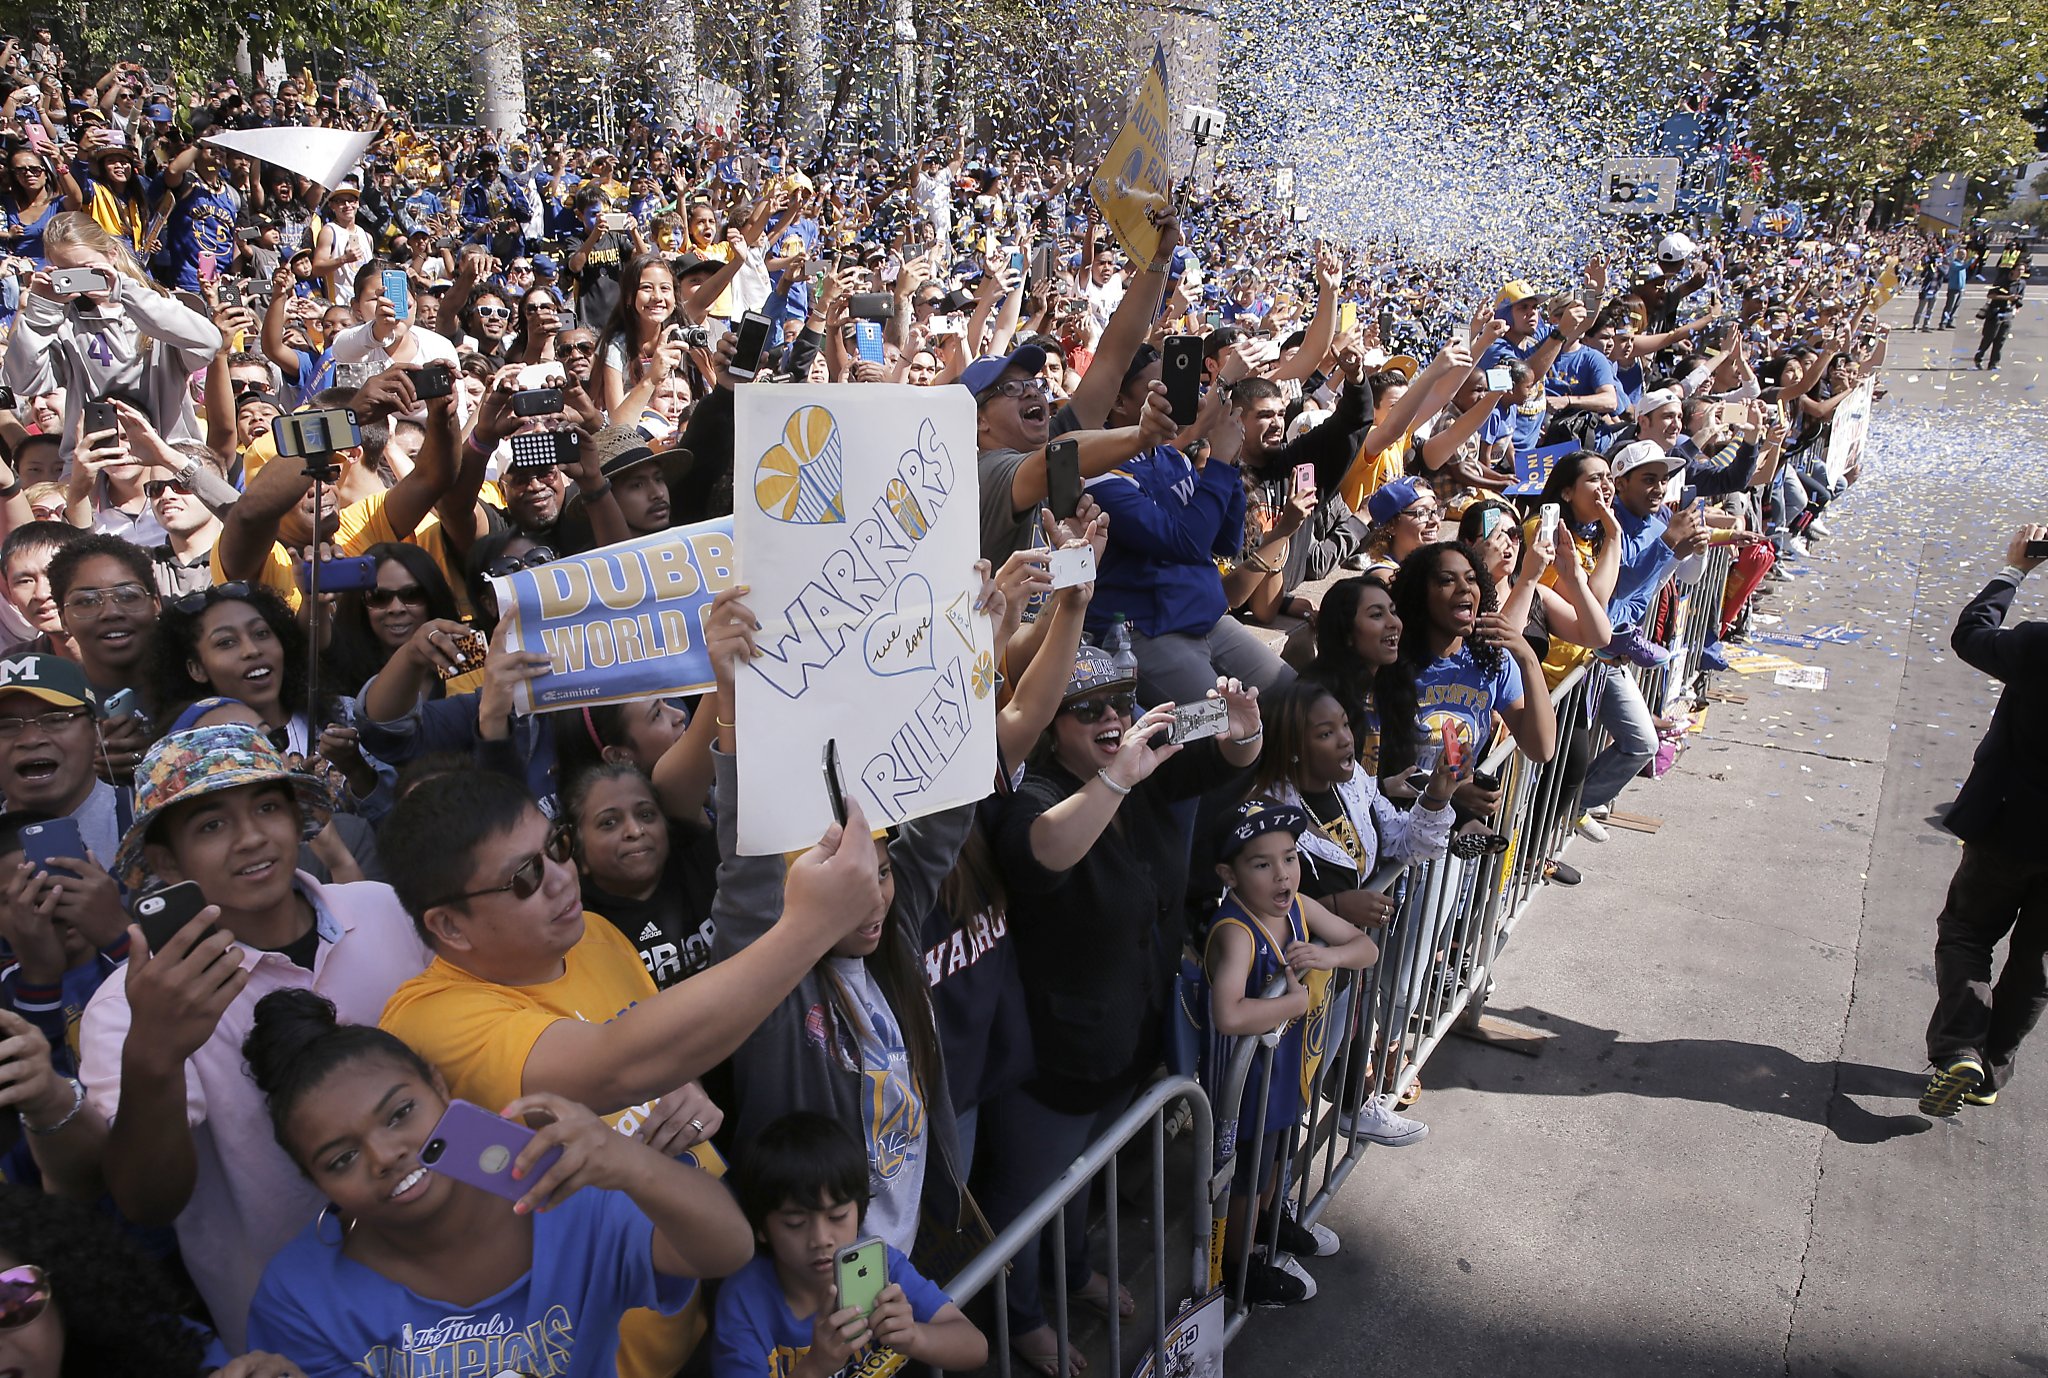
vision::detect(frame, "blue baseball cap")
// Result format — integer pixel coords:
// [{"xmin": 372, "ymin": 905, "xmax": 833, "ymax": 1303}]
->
[
  {"xmin": 959, "ymin": 344, "xmax": 1048, "ymax": 400},
  {"xmin": 531, "ymin": 253, "xmax": 559, "ymax": 276},
  {"xmin": 1366, "ymin": 478, "xmax": 1426, "ymax": 526}
]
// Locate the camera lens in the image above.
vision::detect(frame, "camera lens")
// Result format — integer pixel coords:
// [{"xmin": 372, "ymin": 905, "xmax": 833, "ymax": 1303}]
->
[{"xmin": 421, "ymin": 1138, "xmax": 444, "ymax": 1164}]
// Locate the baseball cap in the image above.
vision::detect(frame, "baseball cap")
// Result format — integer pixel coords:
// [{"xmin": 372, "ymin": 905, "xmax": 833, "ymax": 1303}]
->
[
  {"xmin": 1365, "ymin": 477, "xmax": 1428, "ymax": 527},
  {"xmin": 0, "ymin": 654, "xmax": 95, "ymax": 711},
  {"xmin": 146, "ymin": 102, "xmax": 174, "ymax": 123},
  {"xmin": 672, "ymin": 252, "xmax": 721, "ymax": 280},
  {"xmin": 1609, "ymin": 440, "xmax": 1685, "ymax": 478},
  {"xmin": 1636, "ymin": 388, "xmax": 1682, "ymax": 418},
  {"xmin": 1218, "ymin": 798, "xmax": 1310, "ymax": 862},
  {"xmin": 1062, "ymin": 643, "xmax": 1136, "ymax": 707},
  {"xmin": 1657, "ymin": 232, "xmax": 1699, "ymax": 265},
  {"xmin": 1497, "ymin": 279, "xmax": 1544, "ymax": 307},
  {"xmin": 959, "ymin": 344, "xmax": 1048, "ymax": 400},
  {"xmin": 531, "ymin": 253, "xmax": 559, "ymax": 276}
]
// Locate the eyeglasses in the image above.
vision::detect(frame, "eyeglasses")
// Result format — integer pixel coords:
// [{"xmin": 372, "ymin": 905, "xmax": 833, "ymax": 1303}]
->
[
  {"xmin": 983, "ymin": 378, "xmax": 1050, "ymax": 401},
  {"xmin": 364, "ymin": 583, "xmax": 428, "ymax": 609},
  {"xmin": 169, "ymin": 580, "xmax": 251, "ymax": 616},
  {"xmin": 1398, "ymin": 505, "xmax": 1440, "ymax": 523},
  {"xmin": 431, "ymin": 825, "xmax": 575, "ymax": 908},
  {"xmin": 61, "ymin": 582, "xmax": 151, "ymax": 616},
  {"xmin": 144, "ymin": 477, "xmax": 193, "ymax": 500},
  {"xmin": 0, "ymin": 708, "xmax": 91, "ymax": 739},
  {"xmin": 485, "ymin": 546, "xmax": 555, "ymax": 577},
  {"xmin": 559, "ymin": 340, "xmax": 596, "ymax": 356},
  {"xmin": 0, "ymin": 1265, "xmax": 50, "ymax": 1331},
  {"xmin": 1064, "ymin": 692, "xmax": 1137, "ymax": 724},
  {"xmin": 474, "ymin": 304, "xmax": 513, "ymax": 321}
]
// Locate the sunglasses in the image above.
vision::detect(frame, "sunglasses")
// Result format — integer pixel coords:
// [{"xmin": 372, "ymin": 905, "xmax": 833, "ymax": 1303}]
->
[
  {"xmin": 432, "ymin": 825, "xmax": 575, "ymax": 907},
  {"xmin": 169, "ymin": 580, "xmax": 253, "ymax": 615},
  {"xmin": 559, "ymin": 340, "xmax": 596, "ymax": 356},
  {"xmin": 485, "ymin": 546, "xmax": 555, "ymax": 578},
  {"xmin": 0, "ymin": 1265, "xmax": 50, "ymax": 1331},
  {"xmin": 144, "ymin": 477, "xmax": 193, "ymax": 500},
  {"xmin": 364, "ymin": 583, "xmax": 428, "ymax": 609},
  {"xmin": 474, "ymin": 304, "xmax": 513, "ymax": 321},
  {"xmin": 1064, "ymin": 692, "xmax": 1137, "ymax": 724}
]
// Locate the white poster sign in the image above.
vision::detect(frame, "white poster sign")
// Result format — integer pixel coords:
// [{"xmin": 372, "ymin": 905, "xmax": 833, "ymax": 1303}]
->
[
  {"xmin": 1596, "ymin": 156, "xmax": 1681, "ymax": 215},
  {"xmin": 733, "ymin": 385, "xmax": 994, "ymax": 855},
  {"xmin": 1824, "ymin": 377, "xmax": 1875, "ymax": 486},
  {"xmin": 202, "ymin": 126, "xmax": 376, "ymax": 192}
]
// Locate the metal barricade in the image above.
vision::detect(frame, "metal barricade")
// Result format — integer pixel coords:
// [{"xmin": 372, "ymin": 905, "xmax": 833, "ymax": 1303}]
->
[{"xmin": 938, "ymin": 1077, "xmax": 1214, "ymax": 1378}]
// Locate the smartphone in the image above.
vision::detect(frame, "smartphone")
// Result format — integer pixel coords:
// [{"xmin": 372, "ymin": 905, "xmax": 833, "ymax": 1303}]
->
[
  {"xmin": 1440, "ymin": 719, "xmax": 1464, "ymax": 773},
  {"xmin": 1472, "ymin": 767, "xmax": 1503, "ymax": 793},
  {"xmin": 835, "ymin": 1237, "xmax": 889, "ymax": 1318},
  {"xmin": 437, "ymin": 628, "xmax": 488, "ymax": 680},
  {"xmin": 1008, "ymin": 247, "xmax": 1025, "ymax": 277},
  {"xmin": 1204, "ymin": 309, "xmax": 1222, "ymax": 330},
  {"xmin": 49, "ymin": 266, "xmax": 111, "ymax": 296},
  {"xmin": 1046, "ymin": 437, "xmax": 1082, "ymax": 521},
  {"xmin": 420, "ymin": 1099, "xmax": 563, "ymax": 1202},
  {"xmin": 1377, "ymin": 308, "xmax": 1396, "ymax": 342},
  {"xmin": 296, "ymin": 554, "xmax": 379, "ymax": 593},
  {"xmin": 602, "ymin": 212, "xmax": 634, "ymax": 233},
  {"xmin": 510, "ymin": 387, "xmax": 564, "ymax": 417},
  {"xmin": 1484, "ymin": 367, "xmax": 1513, "ymax": 392},
  {"xmin": 272, "ymin": 406, "xmax": 363, "ymax": 457},
  {"xmin": 20, "ymin": 819, "xmax": 86, "ymax": 880},
  {"xmin": 1031, "ymin": 243, "xmax": 1060, "ymax": 284},
  {"xmin": 218, "ymin": 278, "xmax": 244, "ymax": 310},
  {"xmin": 1538, "ymin": 503, "xmax": 1560, "ymax": 547},
  {"xmin": 509, "ymin": 429, "xmax": 583, "ymax": 469},
  {"xmin": 97, "ymin": 686, "xmax": 138, "ymax": 721},
  {"xmin": 1047, "ymin": 543, "xmax": 1096, "ymax": 590},
  {"xmin": 728, "ymin": 310, "xmax": 773, "ymax": 381},
  {"xmin": 1161, "ymin": 333, "xmax": 1203, "ymax": 428},
  {"xmin": 1167, "ymin": 696, "xmax": 1231, "ymax": 746},
  {"xmin": 83, "ymin": 399, "xmax": 118, "ymax": 437},
  {"xmin": 823, "ymin": 739, "xmax": 848, "ymax": 828},
  {"xmin": 380, "ymin": 268, "xmax": 410, "ymax": 320},
  {"xmin": 1338, "ymin": 301, "xmax": 1358, "ymax": 335},
  {"xmin": 852, "ymin": 319, "xmax": 886, "ymax": 366},
  {"xmin": 848, "ymin": 292, "xmax": 895, "ymax": 321},
  {"xmin": 1292, "ymin": 463, "xmax": 1316, "ymax": 497},
  {"xmin": 2028, "ymin": 540, "xmax": 2048, "ymax": 560},
  {"xmin": 134, "ymin": 881, "xmax": 216, "ymax": 954},
  {"xmin": 1678, "ymin": 484, "xmax": 1700, "ymax": 511},
  {"xmin": 406, "ymin": 362, "xmax": 453, "ymax": 400}
]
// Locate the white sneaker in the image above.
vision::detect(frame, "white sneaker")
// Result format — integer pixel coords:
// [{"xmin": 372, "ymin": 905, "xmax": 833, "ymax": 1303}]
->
[
  {"xmin": 1587, "ymin": 804, "xmax": 1611, "ymax": 821},
  {"xmin": 1339, "ymin": 1096, "xmax": 1429, "ymax": 1146},
  {"xmin": 1575, "ymin": 813, "xmax": 1610, "ymax": 843},
  {"xmin": 1787, "ymin": 535, "xmax": 1811, "ymax": 557},
  {"xmin": 1273, "ymin": 1251, "xmax": 1319, "ymax": 1299},
  {"xmin": 1806, "ymin": 518, "xmax": 1830, "ymax": 540}
]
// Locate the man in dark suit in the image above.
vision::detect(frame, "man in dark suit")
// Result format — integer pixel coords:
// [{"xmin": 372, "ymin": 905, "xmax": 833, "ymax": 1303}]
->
[{"xmin": 1921, "ymin": 524, "xmax": 2048, "ymax": 1115}]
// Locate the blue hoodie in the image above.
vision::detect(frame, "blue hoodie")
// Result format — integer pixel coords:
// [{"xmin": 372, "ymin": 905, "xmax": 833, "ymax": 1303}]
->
[{"xmin": 1083, "ymin": 446, "xmax": 1245, "ymax": 641}]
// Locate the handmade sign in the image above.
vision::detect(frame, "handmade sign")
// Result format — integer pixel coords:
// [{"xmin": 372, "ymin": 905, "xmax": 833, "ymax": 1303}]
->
[
  {"xmin": 733, "ymin": 386, "xmax": 994, "ymax": 855},
  {"xmin": 492, "ymin": 519, "xmax": 735, "ymax": 714},
  {"xmin": 1089, "ymin": 44, "xmax": 1174, "ymax": 270},
  {"xmin": 1506, "ymin": 440, "xmax": 1576, "ymax": 497}
]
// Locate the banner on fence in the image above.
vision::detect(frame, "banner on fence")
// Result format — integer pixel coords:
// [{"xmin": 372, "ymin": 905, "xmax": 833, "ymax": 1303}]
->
[
  {"xmin": 1089, "ymin": 44, "xmax": 1174, "ymax": 270},
  {"xmin": 493, "ymin": 519, "xmax": 736, "ymax": 714},
  {"xmin": 733, "ymin": 385, "xmax": 995, "ymax": 855},
  {"xmin": 1824, "ymin": 377, "xmax": 1875, "ymax": 486},
  {"xmin": 1132, "ymin": 1288, "xmax": 1226, "ymax": 1378},
  {"xmin": 1506, "ymin": 441, "xmax": 1575, "ymax": 497}
]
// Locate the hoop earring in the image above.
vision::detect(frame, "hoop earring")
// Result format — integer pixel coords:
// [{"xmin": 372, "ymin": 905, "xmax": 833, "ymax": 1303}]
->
[{"xmin": 315, "ymin": 1201, "xmax": 354, "ymax": 1245}]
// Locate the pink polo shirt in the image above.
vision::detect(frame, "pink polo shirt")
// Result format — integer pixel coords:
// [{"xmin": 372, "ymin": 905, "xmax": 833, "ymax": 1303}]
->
[{"xmin": 78, "ymin": 873, "xmax": 430, "ymax": 1354}]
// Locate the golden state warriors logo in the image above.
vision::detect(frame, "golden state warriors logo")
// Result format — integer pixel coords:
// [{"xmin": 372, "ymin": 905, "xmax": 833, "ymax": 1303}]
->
[
  {"xmin": 1299, "ymin": 968, "xmax": 1333, "ymax": 1102},
  {"xmin": 755, "ymin": 405, "xmax": 847, "ymax": 524}
]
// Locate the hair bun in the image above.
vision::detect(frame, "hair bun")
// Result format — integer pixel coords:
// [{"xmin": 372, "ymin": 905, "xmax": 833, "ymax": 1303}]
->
[{"xmin": 243, "ymin": 989, "xmax": 341, "ymax": 1098}]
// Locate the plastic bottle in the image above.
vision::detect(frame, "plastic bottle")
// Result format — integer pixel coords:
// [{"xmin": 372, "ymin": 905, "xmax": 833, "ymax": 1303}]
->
[{"xmin": 1107, "ymin": 615, "xmax": 1139, "ymax": 681}]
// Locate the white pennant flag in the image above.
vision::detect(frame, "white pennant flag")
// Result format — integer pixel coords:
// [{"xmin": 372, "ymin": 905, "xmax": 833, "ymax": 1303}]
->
[{"xmin": 201, "ymin": 126, "xmax": 375, "ymax": 192}]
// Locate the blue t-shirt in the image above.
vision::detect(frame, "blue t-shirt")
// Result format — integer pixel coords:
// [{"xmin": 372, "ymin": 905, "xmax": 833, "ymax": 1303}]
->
[
  {"xmin": 1413, "ymin": 643, "xmax": 1524, "ymax": 759},
  {"xmin": 246, "ymin": 1184, "xmax": 694, "ymax": 1378},
  {"xmin": 1480, "ymin": 322, "xmax": 1554, "ymax": 369},
  {"xmin": 711, "ymin": 1246, "xmax": 951, "ymax": 1378},
  {"xmin": 160, "ymin": 177, "xmax": 241, "ymax": 289},
  {"xmin": 1546, "ymin": 343, "xmax": 1619, "ymax": 398}
]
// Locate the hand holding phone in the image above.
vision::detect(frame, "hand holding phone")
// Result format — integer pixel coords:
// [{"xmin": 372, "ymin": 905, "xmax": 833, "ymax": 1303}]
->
[
  {"xmin": 19, "ymin": 819, "xmax": 86, "ymax": 881},
  {"xmin": 420, "ymin": 1099, "xmax": 564, "ymax": 1202},
  {"xmin": 134, "ymin": 881, "xmax": 218, "ymax": 954},
  {"xmin": 1045, "ymin": 438, "xmax": 1082, "ymax": 521},
  {"xmin": 823, "ymin": 739, "xmax": 849, "ymax": 827},
  {"xmin": 1047, "ymin": 544, "xmax": 1096, "ymax": 590},
  {"xmin": 1167, "ymin": 697, "xmax": 1230, "ymax": 745},
  {"xmin": 834, "ymin": 1238, "xmax": 889, "ymax": 1318}
]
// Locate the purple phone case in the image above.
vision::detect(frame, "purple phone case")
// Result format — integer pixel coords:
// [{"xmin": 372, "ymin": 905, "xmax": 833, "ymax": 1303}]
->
[{"xmin": 420, "ymin": 1099, "xmax": 562, "ymax": 1201}]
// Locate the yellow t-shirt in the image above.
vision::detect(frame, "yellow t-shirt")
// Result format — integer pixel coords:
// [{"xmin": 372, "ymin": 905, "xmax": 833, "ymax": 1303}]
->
[
  {"xmin": 380, "ymin": 916, "xmax": 710, "ymax": 1378},
  {"xmin": 1339, "ymin": 432, "xmax": 1411, "ymax": 512},
  {"xmin": 214, "ymin": 488, "xmax": 466, "ymax": 616}
]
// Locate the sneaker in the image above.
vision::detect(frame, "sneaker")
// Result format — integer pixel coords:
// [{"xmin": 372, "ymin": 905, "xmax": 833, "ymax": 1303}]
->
[
  {"xmin": 1588, "ymin": 804, "xmax": 1611, "ymax": 820},
  {"xmin": 1700, "ymin": 642, "xmax": 1731, "ymax": 673},
  {"xmin": 1243, "ymin": 1255, "xmax": 1316, "ymax": 1306},
  {"xmin": 1338, "ymin": 1096, "xmax": 1429, "ymax": 1146},
  {"xmin": 1607, "ymin": 625, "xmax": 1675, "ymax": 668},
  {"xmin": 1575, "ymin": 813, "xmax": 1610, "ymax": 843},
  {"xmin": 1543, "ymin": 859, "xmax": 1582, "ymax": 885},
  {"xmin": 1271, "ymin": 1207, "xmax": 1340, "ymax": 1258},
  {"xmin": 1919, "ymin": 1057, "xmax": 1985, "ymax": 1117},
  {"xmin": 1964, "ymin": 1086, "xmax": 1998, "ymax": 1107},
  {"xmin": 1806, "ymin": 517, "xmax": 1831, "ymax": 540}
]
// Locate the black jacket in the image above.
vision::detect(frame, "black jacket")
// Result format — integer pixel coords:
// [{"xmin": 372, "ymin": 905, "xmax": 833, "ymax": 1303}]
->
[{"xmin": 1945, "ymin": 575, "xmax": 2048, "ymax": 851}]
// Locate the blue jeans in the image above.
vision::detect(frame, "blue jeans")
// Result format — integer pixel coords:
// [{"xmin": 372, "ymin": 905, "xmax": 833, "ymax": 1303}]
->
[
  {"xmin": 975, "ymin": 1083, "xmax": 1133, "ymax": 1335},
  {"xmin": 1581, "ymin": 665, "xmax": 1657, "ymax": 813}
]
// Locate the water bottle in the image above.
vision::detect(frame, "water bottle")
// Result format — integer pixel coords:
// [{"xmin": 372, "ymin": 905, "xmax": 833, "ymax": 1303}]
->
[{"xmin": 1107, "ymin": 615, "xmax": 1139, "ymax": 681}]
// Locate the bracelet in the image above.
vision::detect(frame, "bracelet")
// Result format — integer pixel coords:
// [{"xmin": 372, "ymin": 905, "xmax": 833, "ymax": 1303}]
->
[
  {"xmin": 462, "ymin": 432, "xmax": 493, "ymax": 458},
  {"xmin": 0, "ymin": 481, "xmax": 18, "ymax": 500},
  {"xmin": 2000, "ymin": 564, "xmax": 2030, "ymax": 583},
  {"xmin": 715, "ymin": 715, "xmax": 735, "ymax": 729},
  {"xmin": 1095, "ymin": 769, "xmax": 1132, "ymax": 797},
  {"xmin": 579, "ymin": 477, "xmax": 613, "ymax": 501},
  {"xmin": 1230, "ymin": 725, "xmax": 1264, "ymax": 746},
  {"xmin": 24, "ymin": 1075, "xmax": 84, "ymax": 1136}
]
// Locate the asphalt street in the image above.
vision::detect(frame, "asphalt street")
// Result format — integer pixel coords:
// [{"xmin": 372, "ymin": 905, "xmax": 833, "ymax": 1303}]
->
[{"xmin": 1229, "ymin": 282, "xmax": 2048, "ymax": 1377}]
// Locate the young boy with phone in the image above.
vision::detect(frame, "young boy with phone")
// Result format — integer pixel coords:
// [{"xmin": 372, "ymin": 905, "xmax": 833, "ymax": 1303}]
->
[
  {"xmin": 1203, "ymin": 799, "xmax": 1381, "ymax": 1306},
  {"xmin": 712, "ymin": 1111, "xmax": 987, "ymax": 1378}
]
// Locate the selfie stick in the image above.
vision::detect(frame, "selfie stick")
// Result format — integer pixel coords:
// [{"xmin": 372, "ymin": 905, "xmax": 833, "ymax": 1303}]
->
[{"xmin": 301, "ymin": 445, "xmax": 336, "ymax": 740}]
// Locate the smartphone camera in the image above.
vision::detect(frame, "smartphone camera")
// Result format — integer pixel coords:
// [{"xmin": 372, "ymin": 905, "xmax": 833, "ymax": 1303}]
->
[{"xmin": 421, "ymin": 1137, "xmax": 446, "ymax": 1165}]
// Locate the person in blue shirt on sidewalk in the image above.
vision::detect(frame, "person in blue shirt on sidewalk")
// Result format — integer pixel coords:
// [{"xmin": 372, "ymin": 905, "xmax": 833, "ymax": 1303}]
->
[{"xmin": 1940, "ymin": 248, "xmax": 1968, "ymax": 329}]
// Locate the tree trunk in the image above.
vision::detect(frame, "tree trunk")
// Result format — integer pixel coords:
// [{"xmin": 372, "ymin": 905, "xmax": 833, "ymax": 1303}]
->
[
  {"xmin": 889, "ymin": 0, "xmax": 916, "ymax": 151},
  {"xmin": 467, "ymin": 0, "xmax": 528, "ymax": 135},
  {"xmin": 787, "ymin": 0, "xmax": 825, "ymax": 158}
]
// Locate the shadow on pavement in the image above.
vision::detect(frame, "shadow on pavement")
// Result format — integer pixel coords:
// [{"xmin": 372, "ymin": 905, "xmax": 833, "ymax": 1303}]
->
[{"xmin": 1439, "ymin": 1004, "xmax": 1934, "ymax": 1145}]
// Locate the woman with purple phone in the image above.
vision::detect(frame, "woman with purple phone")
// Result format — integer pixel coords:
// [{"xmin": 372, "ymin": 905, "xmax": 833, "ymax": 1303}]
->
[{"xmin": 241, "ymin": 989, "xmax": 752, "ymax": 1378}]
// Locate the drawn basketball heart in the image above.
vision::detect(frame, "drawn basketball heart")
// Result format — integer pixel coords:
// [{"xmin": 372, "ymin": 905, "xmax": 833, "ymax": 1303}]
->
[
  {"xmin": 754, "ymin": 405, "xmax": 846, "ymax": 524},
  {"xmin": 862, "ymin": 575, "xmax": 936, "ymax": 678}
]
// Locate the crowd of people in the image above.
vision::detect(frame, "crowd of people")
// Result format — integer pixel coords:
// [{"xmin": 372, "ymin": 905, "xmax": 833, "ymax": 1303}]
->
[{"xmin": 0, "ymin": 30, "xmax": 1937, "ymax": 1378}]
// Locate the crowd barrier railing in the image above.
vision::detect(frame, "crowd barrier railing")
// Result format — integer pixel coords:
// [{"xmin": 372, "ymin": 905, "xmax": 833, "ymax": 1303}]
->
[{"xmin": 938, "ymin": 547, "xmax": 1741, "ymax": 1367}]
